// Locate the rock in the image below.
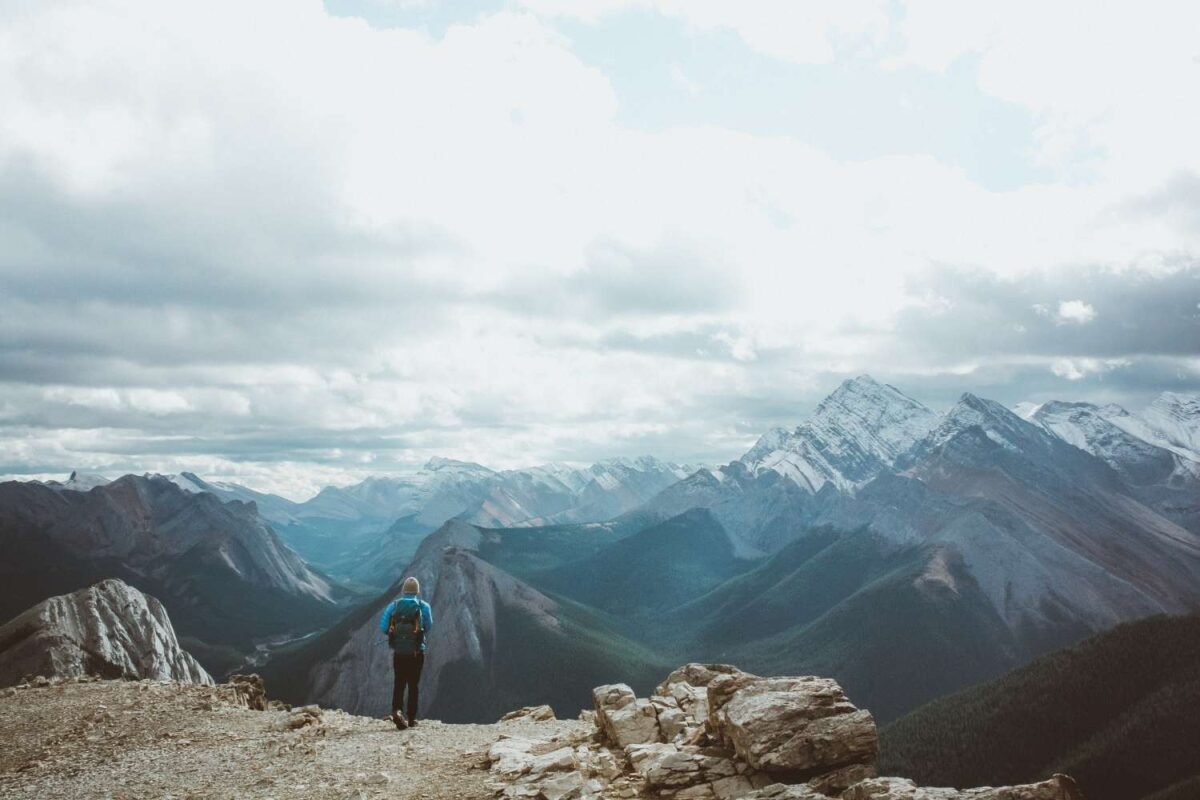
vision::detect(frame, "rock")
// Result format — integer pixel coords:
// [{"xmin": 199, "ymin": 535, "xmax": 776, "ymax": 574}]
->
[
  {"xmin": 807, "ymin": 762, "xmax": 877, "ymax": 795},
  {"xmin": 500, "ymin": 704, "xmax": 557, "ymax": 722},
  {"xmin": 739, "ymin": 784, "xmax": 829, "ymax": 799},
  {"xmin": 651, "ymin": 695, "xmax": 688, "ymax": 741},
  {"xmin": 227, "ymin": 674, "xmax": 268, "ymax": 710},
  {"xmin": 0, "ymin": 580, "xmax": 212, "ymax": 687},
  {"xmin": 704, "ymin": 669, "xmax": 762, "ymax": 734},
  {"xmin": 714, "ymin": 676, "xmax": 877, "ymax": 777},
  {"xmin": 276, "ymin": 705, "xmax": 322, "ymax": 731},
  {"xmin": 656, "ymin": 664, "xmax": 746, "ymax": 695},
  {"xmin": 488, "ymin": 737, "xmax": 539, "ymax": 777},
  {"xmin": 362, "ymin": 771, "xmax": 391, "ymax": 786},
  {"xmin": 527, "ymin": 746, "xmax": 575, "ymax": 776},
  {"xmin": 593, "ymin": 683, "xmax": 661, "ymax": 747},
  {"xmin": 842, "ymin": 775, "xmax": 1084, "ymax": 800},
  {"xmin": 626, "ymin": 742, "xmax": 745, "ymax": 791},
  {"xmin": 537, "ymin": 771, "xmax": 605, "ymax": 800}
]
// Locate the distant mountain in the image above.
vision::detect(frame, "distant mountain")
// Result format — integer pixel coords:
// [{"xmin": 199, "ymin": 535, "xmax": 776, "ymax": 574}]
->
[
  {"xmin": 267, "ymin": 456, "xmax": 697, "ymax": 586},
  {"xmin": 0, "ymin": 475, "xmax": 344, "ymax": 672},
  {"xmin": 532, "ymin": 507, "xmax": 756, "ymax": 614},
  {"xmin": 1028, "ymin": 398, "xmax": 1200, "ymax": 533},
  {"xmin": 879, "ymin": 614, "xmax": 1200, "ymax": 800},
  {"xmin": 0, "ymin": 578, "xmax": 212, "ymax": 686},
  {"xmin": 261, "ymin": 517, "xmax": 667, "ymax": 721}
]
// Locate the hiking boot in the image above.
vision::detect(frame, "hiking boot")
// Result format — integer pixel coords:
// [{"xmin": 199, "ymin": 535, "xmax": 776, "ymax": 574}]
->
[
  {"xmin": 391, "ymin": 710, "xmax": 408, "ymax": 730},
  {"xmin": 408, "ymin": 719, "xmax": 419, "ymax": 728}
]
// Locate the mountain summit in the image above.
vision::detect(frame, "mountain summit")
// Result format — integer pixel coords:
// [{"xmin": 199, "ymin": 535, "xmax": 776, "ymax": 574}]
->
[{"xmin": 741, "ymin": 375, "xmax": 938, "ymax": 492}]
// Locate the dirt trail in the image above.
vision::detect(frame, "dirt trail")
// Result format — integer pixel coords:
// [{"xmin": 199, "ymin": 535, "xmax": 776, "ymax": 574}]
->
[{"xmin": 0, "ymin": 679, "xmax": 586, "ymax": 800}]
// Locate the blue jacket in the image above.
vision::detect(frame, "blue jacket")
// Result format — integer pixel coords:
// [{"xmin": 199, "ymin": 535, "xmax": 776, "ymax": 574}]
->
[{"xmin": 379, "ymin": 593, "xmax": 434, "ymax": 651}]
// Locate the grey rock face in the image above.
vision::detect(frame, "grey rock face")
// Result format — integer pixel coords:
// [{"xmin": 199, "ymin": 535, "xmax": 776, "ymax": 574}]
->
[
  {"xmin": 715, "ymin": 677, "xmax": 877, "ymax": 777},
  {"xmin": 0, "ymin": 579, "xmax": 212, "ymax": 687}
]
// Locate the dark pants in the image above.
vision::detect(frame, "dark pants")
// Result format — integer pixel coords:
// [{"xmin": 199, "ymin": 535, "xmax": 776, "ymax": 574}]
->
[{"xmin": 391, "ymin": 652, "xmax": 424, "ymax": 721}]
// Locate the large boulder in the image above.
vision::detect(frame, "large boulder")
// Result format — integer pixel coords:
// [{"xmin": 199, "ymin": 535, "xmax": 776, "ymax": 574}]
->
[
  {"xmin": 711, "ymin": 675, "xmax": 877, "ymax": 780},
  {"xmin": 593, "ymin": 683, "xmax": 661, "ymax": 747}
]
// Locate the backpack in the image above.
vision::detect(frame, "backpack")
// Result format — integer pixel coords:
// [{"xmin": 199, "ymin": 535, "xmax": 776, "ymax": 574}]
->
[{"xmin": 387, "ymin": 597, "xmax": 425, "ymax": 654}]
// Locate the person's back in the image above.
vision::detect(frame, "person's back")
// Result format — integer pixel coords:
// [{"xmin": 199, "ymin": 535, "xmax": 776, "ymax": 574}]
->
[{"xmin": 379, "ymin": 576, "xmax": 433, "ymax": 729}]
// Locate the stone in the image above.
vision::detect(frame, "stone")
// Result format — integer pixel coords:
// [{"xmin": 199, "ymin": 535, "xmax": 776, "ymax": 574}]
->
[
  {"xmin": 739, "ymin": 783, "xmax": 829, "ymax": 799},
  {"xmin": 715, "ymin": 676, "xmax": 877, "ymax": 776},
  {"xmin": 807, "ymin": 762, "xmax": 877, "ymax": 795},
  {"xmin": 656, "ymin": 664, "xmax": 746, "ymax": 695},
  {"xmin": 842, "ymin": 775, "xmax": 1084, "ymax": 800},
  {"xmin": 626, "ymin": 742, "xmax": 740, "ymax": 790},
  {"xmin": 488, "ymin": 737, "xmax": 539, "ymax": 778},
  {"xmin": 593, "ymin": 683, "xmax": 661, "ymax": 747},
  {"xmin": 704, "ymin": 670, "xmax": 763, "ymax": 735},
  {"xmin": 227, "ymin": 674, "xmax": 267, "ymax": 710},
  {"xmin": 500, "ymin": 704, "xmax": 557, "ymax": 722},
  {"xmin": 362, "ymin": 772, "xmax": 391, "ymax": 786},
  {"xmin": 526, "ymin": 746, "xmax": 576, "ymax": 776},
  {"xmin": 651, "ymin": 695, "xmax": 688, "ymax": 741}
]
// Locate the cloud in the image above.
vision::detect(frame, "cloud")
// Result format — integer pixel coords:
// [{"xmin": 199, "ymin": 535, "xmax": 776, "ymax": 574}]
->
[
  {"xmin": 1056, "ymin": 300, "xmax": 1097, "ymax": 325},
  {"xmin": 1, "ymin": 1, "xmax": 1199, "ymax": 493},
  {"xmin": 519, "ymin": 0, "xmax": 891, "ymax": 64},
  {"xmin": 1051, "ymin": 358, "xmax": 1129, "ymax": 381}
]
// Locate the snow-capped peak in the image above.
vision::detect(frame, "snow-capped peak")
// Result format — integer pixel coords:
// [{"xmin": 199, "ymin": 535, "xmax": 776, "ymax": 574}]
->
[{"xmin": 741, "ymin": 374, "xmax": 939, "ymax": 493}]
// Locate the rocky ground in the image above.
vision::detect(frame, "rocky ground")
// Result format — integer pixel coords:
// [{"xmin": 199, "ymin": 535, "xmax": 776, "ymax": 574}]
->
[
  {"xmin": 0, "ymin": 665, "xmax": 1084, "ymax": 800},
  {"xmin": 0, "ymin": 677, "xmax": 585, "ymax": 800}
]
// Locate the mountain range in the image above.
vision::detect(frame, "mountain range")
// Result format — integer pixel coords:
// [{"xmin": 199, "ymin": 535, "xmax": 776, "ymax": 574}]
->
[
  {"xmin": 0, "ymin": 474, "xmax": 345, "ymax": 675},
  {"xmin": 8, "ymin": 374, "xmax": 1199, "ymax": 732},
  {"xmin": 163, "ymin": 456, "xmax": 697, "ymax": 589},
  {"xmin": 257, "ymin": 375, "xmax": 1200, "ymax": 726}
]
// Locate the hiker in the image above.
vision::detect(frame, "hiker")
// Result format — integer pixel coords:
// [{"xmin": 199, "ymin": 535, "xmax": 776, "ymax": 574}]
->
[{"xmin": 379, "ymin": 576, "xmax": 433, "ymax": 730}]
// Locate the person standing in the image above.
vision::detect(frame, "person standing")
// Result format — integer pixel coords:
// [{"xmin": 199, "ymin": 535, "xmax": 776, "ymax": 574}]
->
[{"xmin": 379, "ymin": 576, "xmax": 433, "ymax": 729}]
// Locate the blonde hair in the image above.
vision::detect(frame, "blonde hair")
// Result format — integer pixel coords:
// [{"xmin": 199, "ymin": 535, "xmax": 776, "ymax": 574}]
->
[{"xmin": 402, "ymin": 576, "xmax": 420, "ymax": 595}]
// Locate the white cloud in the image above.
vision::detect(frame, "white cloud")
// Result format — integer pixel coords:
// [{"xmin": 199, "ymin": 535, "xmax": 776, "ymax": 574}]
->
[
  {"xmin": 0, "ymin": 0, "xmax": 1197, "ymax": 488},
  {"xmin": 519, "ymin": 0, "xmax": 891, "ymax": 63},
  {"xmin": 1051, "ymin": 357, "xmax": 1130, "ymax": 381},
  {"xmin": 1056, "ymin": 300, "xmax": 1097, "ymax": 325}
]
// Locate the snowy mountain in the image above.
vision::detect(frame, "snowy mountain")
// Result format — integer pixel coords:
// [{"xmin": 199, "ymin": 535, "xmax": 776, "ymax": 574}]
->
[
  {"xmin": 0, "ymin": 579, "xmax": 212, "ymax": 687},
  {"xmin": 741, "ymin": 375, "xmax": 939, "ymax": 493},
  {"xmin": 1031, "ymin": 400, "xmax": 1199, "ymax": 486},
  {"xmin": 39, "ymin": 470, "xmax": 112, "ymax": 492}
]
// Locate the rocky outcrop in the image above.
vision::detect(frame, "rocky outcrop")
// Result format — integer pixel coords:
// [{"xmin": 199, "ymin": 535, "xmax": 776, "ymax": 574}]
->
[
  {"xmin": 487, "ymin": 663, "xmax": 1084, "ymax": 800},
  {"xmin": 0, "ymin": 579, "xmax": 213, "ymax": 687}
]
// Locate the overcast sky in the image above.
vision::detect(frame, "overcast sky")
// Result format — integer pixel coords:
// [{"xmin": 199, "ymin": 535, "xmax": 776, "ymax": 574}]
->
[{"xmin": 2, "ymin": 0, "xmax": 1199, "ymax": 498}]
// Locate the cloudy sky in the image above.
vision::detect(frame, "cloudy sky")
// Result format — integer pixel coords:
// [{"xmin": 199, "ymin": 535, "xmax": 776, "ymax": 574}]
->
[{"xmin": 2, "ymin": 0, "xmax": 1199, "ymax": 498}]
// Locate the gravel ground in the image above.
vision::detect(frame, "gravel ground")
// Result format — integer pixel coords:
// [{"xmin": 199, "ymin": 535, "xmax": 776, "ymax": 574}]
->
[{"xmin": 0, "ymin": 679, "xmax": 588, "ymax": 800}]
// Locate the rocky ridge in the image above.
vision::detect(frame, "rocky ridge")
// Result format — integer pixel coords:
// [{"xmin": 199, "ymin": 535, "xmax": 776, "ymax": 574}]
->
[{"xmin": 0, "ymin": 579, "xmax": 212, "ymax": 687}]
